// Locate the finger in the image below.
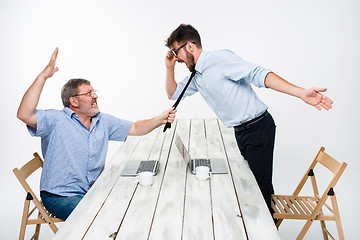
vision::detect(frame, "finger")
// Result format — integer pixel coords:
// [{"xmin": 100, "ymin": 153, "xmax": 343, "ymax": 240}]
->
[
  {"xmin": 322, "ymin": 95, "xmax": 333, "ymax": 104},
  {"xmin": 315, "ymin": 87, "xmax": 327, "ymax": 93},
  {"xmin": 49, "ymin": 47, "xmax": 58, "ymax": 64},
  {"xmin": 319, "ymin": 103, "xmax": 329, "ymax": 110},
  {"xmin": 320, "ymin": 101, "xmax": 331, "ymax": 110},
  {"xmin": 52, "ymin": 47, "xmax": 58, "ymax": 59}
]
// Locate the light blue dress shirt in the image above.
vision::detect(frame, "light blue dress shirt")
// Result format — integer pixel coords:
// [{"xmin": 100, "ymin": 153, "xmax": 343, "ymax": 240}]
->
[
  {"xmin": 27, "ymin": 107, "xmax": 132, "ymax": 197},
  {"xmin": 171, "ymin": 50, "xmax": 272, "ymax": 127}
]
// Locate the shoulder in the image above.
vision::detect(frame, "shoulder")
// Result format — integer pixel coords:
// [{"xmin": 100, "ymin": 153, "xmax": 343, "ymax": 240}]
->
[
  {"xmin": 97, "ymin": 112, "xmax": 132, "ymax": 125},
  {"xmin": 36, "ymin": 109, "xmax": 65, "ymax": 119},
  {"xmin": 206, "ymin": 49, "xmax": 242, "ymax": 63}
]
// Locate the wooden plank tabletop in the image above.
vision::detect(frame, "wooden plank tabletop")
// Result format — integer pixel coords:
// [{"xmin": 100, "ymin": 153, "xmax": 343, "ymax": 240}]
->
[{"xmin": 53, "ymin": 118, "xmax": 281, "ymax": 240}]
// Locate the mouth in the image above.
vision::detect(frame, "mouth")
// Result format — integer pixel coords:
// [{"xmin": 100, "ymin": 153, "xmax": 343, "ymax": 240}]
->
[{"xmin": 91, "ymin": 101, "xmax": 98, "ymax": 107}]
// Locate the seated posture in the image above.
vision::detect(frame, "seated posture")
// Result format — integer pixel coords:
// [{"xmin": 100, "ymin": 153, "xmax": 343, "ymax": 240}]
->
[{"xmin": 17, "ymin": 48, "xmax": 176, "ymax": 220}]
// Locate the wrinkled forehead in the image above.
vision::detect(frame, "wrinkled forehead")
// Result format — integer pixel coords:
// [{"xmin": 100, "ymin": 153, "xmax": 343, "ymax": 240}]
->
[{"xmin": 77, "ymin": 83, "xmax": 94, "ymax": 92}]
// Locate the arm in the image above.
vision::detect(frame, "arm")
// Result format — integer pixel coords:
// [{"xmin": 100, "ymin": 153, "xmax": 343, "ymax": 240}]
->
[
  {"xmin": 128, "ymin": 108, "xmax": 176, "ymax": 136},
  {"xmin": 264, "ymin": 72, "xmax": 333, "ymax": 110},
  {"xmin": 165, "ymin": 51, "xmax": 177, "ymax": 99},
  {"xmin": 17, "ymin": 48, "xmax": 59, "ymax": 128}
]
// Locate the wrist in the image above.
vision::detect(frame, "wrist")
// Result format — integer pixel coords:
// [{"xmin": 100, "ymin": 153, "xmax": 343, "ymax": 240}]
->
[
  {"xmin": 37, "ymin": 73, "xmax": 48, "ymax": 81},
  {"xmin": 166, "ymin": 65, "xmax": 175, "ymax": 71}
]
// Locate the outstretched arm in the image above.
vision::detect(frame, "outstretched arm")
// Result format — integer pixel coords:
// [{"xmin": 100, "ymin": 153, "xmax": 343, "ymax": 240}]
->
[
  {"xmin": 17, "ymin": 48, "xmax": 59, "ymax": 128},
  {"xmin": 264, "ymin": 72, "xmax": 333, "ymax": 110},
  {"xmin": 128, "ymin": 108, "xmax": 176, "ymax": 136}
]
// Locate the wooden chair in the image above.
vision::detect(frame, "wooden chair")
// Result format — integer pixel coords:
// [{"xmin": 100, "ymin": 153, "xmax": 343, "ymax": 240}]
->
[
  {"xmin": 13, "ymin": 152, "xmax": 63, "ymax": 240},
  {"xmin": 271, "ymin": 147, "xmax": 346, "ymax": 240}
]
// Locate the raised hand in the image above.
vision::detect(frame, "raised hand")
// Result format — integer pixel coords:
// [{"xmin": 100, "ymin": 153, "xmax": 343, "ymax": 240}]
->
[
  {"xmin": 165, "ymin": 50, "xmax": 177, "ymax": 69},
  {"xmin": 301, "ymin": 87, "xmax": 333, "ymax": 110},
  {"xmin": 39, "ymin": 47, "xmax": 59, "ymax": 79}
]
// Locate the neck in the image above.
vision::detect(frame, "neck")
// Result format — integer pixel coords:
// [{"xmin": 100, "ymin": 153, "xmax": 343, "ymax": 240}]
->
[
  {"xmin": 69, "ymin": 106, "xmax": 92, "ymax": 130},
  {"xmin": 193, "ymin": 48, "xmax": 202, "ymax": 65}
]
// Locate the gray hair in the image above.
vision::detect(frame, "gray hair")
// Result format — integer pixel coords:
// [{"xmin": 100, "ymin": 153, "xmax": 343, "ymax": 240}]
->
[{"xmin": 61, "ymin": 78, "xmax": 91, "ymax": 107}]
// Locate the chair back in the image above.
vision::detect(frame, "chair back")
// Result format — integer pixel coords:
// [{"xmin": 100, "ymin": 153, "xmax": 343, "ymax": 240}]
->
[
  {"xmin": 293, "ymin": 147, "xmax": 347, "ymax": 197},
  {"xmin": 13, "ymin": 152, "xmax": 62, "ymax": 240},
  {"xmin": 13, "ymin": 153, "xmax": 43, "ymax": 202}
]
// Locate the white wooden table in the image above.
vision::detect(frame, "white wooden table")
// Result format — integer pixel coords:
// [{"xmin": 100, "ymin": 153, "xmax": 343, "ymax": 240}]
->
[{"xmin": 53, "ymin": 119, "xmax": 281, "ymax": 240}]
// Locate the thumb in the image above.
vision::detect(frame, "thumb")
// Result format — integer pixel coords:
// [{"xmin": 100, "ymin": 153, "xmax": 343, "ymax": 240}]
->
[{"xmin": 314, "ymin": 87, "xmax": 327, "ymax": 93}]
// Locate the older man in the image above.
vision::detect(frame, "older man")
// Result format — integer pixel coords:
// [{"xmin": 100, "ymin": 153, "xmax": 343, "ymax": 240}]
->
[{"xmin": 17, "ymin": 48, "xmax": 176, "ymax": 220}]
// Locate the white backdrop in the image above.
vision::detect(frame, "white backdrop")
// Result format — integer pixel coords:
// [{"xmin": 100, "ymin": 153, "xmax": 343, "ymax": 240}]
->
[{"xmin": 1, "ymin": 0, "xmax": 359, "ymax": 239}]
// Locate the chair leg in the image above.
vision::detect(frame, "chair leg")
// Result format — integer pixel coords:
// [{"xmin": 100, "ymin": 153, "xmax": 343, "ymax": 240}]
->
[
  {"xmin": 33, "ymin": 212, "xmax": 42, "ymax": 240},
  {"xmin": 320, "ymin": 220, "xmax": 328, "ymax": 240},
  {"xmin": 19, "ymin": 199, "xmax": 30, "ymax": 240},
  {"xmin": 276, "ymin": 219, "xmax": 283, "ymax": 228},
  {"xmin": 296, "ymin": 219, "xmax": 315, "ymax": 240},
  {"xmin": 330, "ymin": 195, "xmax": 345, "ymax": 240}
]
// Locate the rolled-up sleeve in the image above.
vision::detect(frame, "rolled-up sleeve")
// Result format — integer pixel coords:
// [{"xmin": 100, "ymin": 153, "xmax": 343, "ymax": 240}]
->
[
  {"xmin": 103, "ymin": 113, "xmax": 132, "ymax": 141},
  {"xmin": 171, "ymin": 75, "xmax": 199, "ymax": 100},
  {"xmin": 222, "ymin": 50, "xmax": 271, "ymax": 88},
  {"xmin": 27, "ymin": 109, "xmax": 56, "ymax": 137}
]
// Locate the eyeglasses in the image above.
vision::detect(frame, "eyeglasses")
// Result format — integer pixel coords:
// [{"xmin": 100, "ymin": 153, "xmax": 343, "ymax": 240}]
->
[
  {"xmin": 171, "ymin": 42, "xmax": 195, "ymax": 58},
  {"xmin": 72, "ymin": 90, "xmax": 98, "ymax": 98}
]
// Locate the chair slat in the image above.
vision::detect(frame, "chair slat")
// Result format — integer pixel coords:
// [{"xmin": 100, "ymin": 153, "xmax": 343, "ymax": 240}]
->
[
  {"xmin": 283, "ymin": 197, "xmax": 299, "ymax": 214},
  {"xmin": 289, "ymin": 197, "xmax": 306, "ymax": 215},
  {"xmin": 296, "ymin": 198, "xmax": 311, "ymax": 215},
  {"xmin": 317, "ymin": 151, "xmax": 340, "ymax": 174},
  {"xmin": 272, "ymin": 197, "xmax": 286, "ymax": 214},
  {"xmin": 279, "ymin": 197, "xmax": 293, "ymax": 214}
]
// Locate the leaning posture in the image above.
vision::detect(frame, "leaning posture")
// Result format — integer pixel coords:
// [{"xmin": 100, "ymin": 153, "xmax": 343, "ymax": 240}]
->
[{"xmin": 164, "ymin": 24, "xmax": 332, "ymax": 213}]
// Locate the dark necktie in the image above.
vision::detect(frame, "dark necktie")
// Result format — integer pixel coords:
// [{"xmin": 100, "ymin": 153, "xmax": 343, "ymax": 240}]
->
[{"xmin": 163, "ymin": 71, "xmax": 196, "ymax": 132}]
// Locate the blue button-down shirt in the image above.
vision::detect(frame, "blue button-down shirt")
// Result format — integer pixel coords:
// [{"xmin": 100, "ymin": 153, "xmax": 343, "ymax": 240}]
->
[
  {"xmin": 172, "ymin": 50, "xmax": 272, "ymax": 127},
  {"xmin": 27, "ymin": 107, "xmax": 132, "ymax": 197}
]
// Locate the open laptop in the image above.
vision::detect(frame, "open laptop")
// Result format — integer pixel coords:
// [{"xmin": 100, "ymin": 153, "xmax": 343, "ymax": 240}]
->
[
  {"xmin": 174, "ymin": 134, "xmax": 228, "ymax": 174},
  {"xmin": 120, "ymin": 160, "xmax": 159, "ymax": 176}
]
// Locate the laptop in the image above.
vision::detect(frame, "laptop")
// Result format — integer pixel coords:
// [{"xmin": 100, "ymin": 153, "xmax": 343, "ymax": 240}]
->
[
  {"xmin": 174, "ymin": 134, "xmax": 228, "ymax": 174},
  {"xmin": 120, "ymin": 159, "xmax": 159, "ymax": 176}
]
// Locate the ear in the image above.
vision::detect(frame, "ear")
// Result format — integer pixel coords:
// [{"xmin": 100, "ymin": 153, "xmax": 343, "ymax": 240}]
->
[
  {"xmin": 187, "ymin": 42, "xmax": 195, "ymax": 53},
  {"xmin": 69, "ymin": 96, "xmax": 79, "ymax": 108}
]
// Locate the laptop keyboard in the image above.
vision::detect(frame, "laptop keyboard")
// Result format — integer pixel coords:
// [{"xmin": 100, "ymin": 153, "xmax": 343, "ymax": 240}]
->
[
  {"xmin": 137, "ymin": 160, "xmax": 157, "ymax": 174},
  {"xmin": 194, "ymin": 158, "xmax": 212, "ymax": 171}
]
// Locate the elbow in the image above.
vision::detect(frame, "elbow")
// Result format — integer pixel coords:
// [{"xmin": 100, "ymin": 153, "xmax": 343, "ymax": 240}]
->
[
  {"xmin": 167, "ymin": 89, "xmax": 175, "ymax": 100},
  {"xmin": 17, "ymin": 109, "xmax": 35, "ymax": 127},
  {"xmin": 17, "ymin": 110, "xmax": 25, "ymax": 122}
]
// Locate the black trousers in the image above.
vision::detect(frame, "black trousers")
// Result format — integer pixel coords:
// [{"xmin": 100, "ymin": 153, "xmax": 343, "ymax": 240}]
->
[{"xmin": 234, "ymin": 111, "xmax": 276, "ymax": 214}]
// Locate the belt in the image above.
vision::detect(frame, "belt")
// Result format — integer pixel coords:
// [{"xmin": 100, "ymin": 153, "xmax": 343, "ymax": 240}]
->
[{"xmin": 234, "ymin": 111, "xmax": 268, "ymax": 131}]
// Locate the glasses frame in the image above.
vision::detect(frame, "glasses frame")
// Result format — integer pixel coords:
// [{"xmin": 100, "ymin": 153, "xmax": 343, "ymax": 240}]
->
[
  {"xmin": 171, "ymin": 42, "xmax": 195, "ymax": 58},
  {"xmin": 72, "ymin": 90, "xmax": 98, "ymax": 98}
]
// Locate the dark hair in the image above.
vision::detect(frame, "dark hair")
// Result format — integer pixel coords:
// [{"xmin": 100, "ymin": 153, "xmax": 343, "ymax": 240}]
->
[
  {"xmin": 61, "ymin": 78, "xmax": 91, "ymax": 107},
  {"xmin": 166, "ymin": 24, "xmax": 202, "ymax": 48}
]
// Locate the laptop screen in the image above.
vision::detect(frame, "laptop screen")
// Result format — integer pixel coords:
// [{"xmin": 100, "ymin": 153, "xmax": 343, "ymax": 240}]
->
[{"xmin": 175, "ymin": 134, "xmax": 191, "ymax": 165}]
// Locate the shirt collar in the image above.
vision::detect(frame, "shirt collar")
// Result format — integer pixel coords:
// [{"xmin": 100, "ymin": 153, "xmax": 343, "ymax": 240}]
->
[
  {"xmin": 63, "ymin": 107, "xmax": 76, "ymax": 117},
  {"xmin": 62, "ymin": 107, "xmax": 100, "ymax": 121},
  {"xmin": 195, "ymin": 50, "xmax": 207, "ymax": 74}
]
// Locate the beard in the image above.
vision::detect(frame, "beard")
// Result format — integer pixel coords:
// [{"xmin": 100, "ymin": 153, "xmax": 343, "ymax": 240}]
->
[{"xmin": 184, "ymin": 49, "xmax": 196, "ymax": 72}]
